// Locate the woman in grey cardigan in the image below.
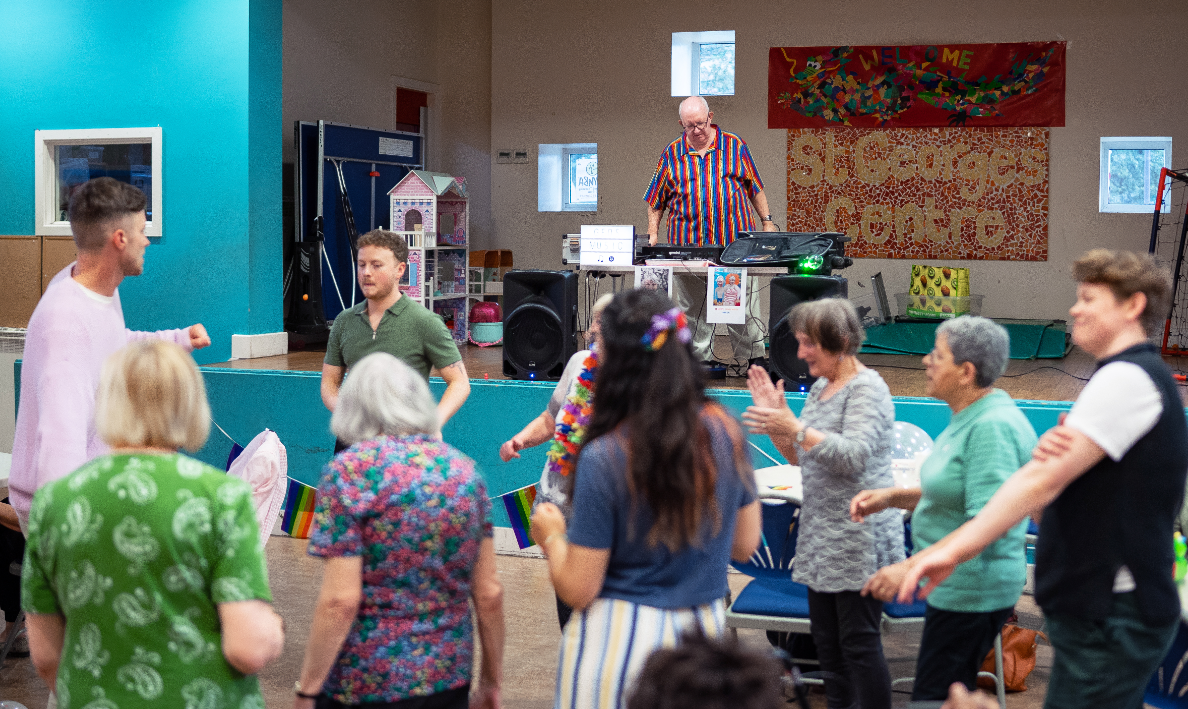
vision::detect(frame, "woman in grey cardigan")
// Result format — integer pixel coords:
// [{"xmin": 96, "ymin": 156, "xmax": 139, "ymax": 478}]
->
[{"xmin": 744, "ymin": 298, "xmax": 903, "ymax": 709}]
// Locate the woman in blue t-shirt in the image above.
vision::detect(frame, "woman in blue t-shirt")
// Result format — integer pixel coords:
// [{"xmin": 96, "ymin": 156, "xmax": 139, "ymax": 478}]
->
[{"xmin": 530, "ymin": 288, "xmax": 762, "ymax": 709}]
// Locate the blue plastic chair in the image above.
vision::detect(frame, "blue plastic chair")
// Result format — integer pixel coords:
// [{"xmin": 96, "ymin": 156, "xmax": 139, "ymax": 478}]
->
[
  {"xmin": 1144, "ymin": 620, "xmax": 1188, "ymax": 708},
  {"xmin": 726, "ymin": 493, "xmax": 809, "ymax": 628}
]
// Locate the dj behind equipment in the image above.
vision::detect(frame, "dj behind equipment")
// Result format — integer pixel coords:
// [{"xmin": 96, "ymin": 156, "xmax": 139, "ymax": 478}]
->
[{"xmin": 563, "ymin": 231, "xmax": 854, "ymax": 382}]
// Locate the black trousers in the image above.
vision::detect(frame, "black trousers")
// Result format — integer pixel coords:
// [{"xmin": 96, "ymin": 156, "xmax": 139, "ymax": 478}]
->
[
  {"xmin": 315, "ymin": 685, "xmax": 469, "ymax": 709},
  {"xmin": 0, "ymin": 499, "xmax": 23, "ymax": 624},
  {"xmin": 807, "ymin": 588, "xmax": 891, "ymax": 709},
  {"xmin": 556, "ymin": 592, "xmax": 573, "ymax": 631},
  {"xmin": 911, "ymin": 604, "xmax": 1014, "ymax": 701}
]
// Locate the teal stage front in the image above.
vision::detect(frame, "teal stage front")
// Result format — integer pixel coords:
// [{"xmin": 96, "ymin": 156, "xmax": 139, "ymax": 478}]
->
[{"xmin": 188, "ymin": 368, "xmax": 1075, "ymax": 528}]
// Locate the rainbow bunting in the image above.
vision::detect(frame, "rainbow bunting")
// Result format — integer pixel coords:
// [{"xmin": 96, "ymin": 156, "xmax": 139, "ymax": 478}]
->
[
  {"xmin": 500, "ymin": 484, "xmax": 537, "ymax": 549},
  {"xmin": 281, "ymin": 479, "xmax": 318, "ymax": 539}
]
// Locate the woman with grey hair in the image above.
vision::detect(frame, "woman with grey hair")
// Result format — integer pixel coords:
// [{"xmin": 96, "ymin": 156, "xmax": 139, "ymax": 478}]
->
[
  {"xmin": 293, "ymin": 352, "xmax": 505, "ymax": 709},
  {"xmin": 744, "ymin": 297, "xmax": 903, "ymax": 709},
  {"xmin": 851, "ymin": 316, "xmax": 1038, "ymax": 702}
]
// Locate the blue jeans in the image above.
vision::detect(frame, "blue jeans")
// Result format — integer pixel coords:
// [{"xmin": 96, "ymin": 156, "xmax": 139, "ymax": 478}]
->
[{"xmin": 1044, "ymin": 592, "xmax": 1177, "ymax": 709}]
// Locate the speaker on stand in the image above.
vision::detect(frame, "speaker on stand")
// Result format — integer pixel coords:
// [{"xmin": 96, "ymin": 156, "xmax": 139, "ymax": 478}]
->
[
  {"xmin": 502, "ymin": 270, "xmax": 579, "ymax": 380},
  {"xmin": 768, "ymin": 275, "xmax": 848, "ymax": 391}
]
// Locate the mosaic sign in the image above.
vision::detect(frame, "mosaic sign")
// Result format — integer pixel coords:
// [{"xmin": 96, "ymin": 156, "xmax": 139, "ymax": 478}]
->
[
  {"xmin": 786, "ymin": 127, "xmax": 1049, "ymax": 261},
  {"xmin": 769, "ymin": 42, "xmax": 1065, "ymax": 129}
]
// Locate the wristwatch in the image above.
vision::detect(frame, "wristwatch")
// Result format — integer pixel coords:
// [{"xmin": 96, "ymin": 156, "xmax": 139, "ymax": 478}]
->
[
  {"xmin": 761, "ymin": 215, "xmax": 774, "ymax": 222},
  {"xmin": 795, "ymin": 426, "xmax": 807, "ymax": 445},
  {"xmin": 295, "ymin": 681, "xmax": 320, "ymax": 699}
]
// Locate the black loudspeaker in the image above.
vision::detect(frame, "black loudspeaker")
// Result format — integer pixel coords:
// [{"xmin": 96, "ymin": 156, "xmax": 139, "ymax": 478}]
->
[
  {"xmin": 503, "ymin": 270, "xmax": 579, "ymax": 380},
  {"xmin": 768, "ymin": 275, "xmax": 848, "ymax": 391}
]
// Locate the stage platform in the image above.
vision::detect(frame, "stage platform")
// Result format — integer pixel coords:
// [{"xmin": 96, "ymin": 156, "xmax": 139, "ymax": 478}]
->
[{"xmin": 861, "ymin": 318, "xmax": 1071, "ymax": 360}]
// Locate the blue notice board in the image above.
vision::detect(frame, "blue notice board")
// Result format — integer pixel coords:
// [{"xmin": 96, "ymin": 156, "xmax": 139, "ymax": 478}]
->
[{"xmin": 296, "ymin": 121, "xmax": 423, "ymax": 322}]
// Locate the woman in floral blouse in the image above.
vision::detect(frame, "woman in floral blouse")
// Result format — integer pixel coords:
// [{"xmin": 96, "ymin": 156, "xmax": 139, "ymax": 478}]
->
[{"xmin": 294, "ymin": 352, "xmax": 504, "ymax": 709}]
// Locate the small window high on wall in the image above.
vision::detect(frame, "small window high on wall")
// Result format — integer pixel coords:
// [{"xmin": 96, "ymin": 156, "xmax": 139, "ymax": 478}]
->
[
  {"xmin": 1100, "ymin": 137, "xmax": 1172, "ymax": 213},
  {"xmin": 35, "ymin": 127, "xmax": 163, "ymax": 236},
  {"xmin": 672, "ymin": 31, "xmax": 735, "ymax": 97},
  {"xmin": 539, "ymin": 144, "xmax": 598, "ymax": 212}
]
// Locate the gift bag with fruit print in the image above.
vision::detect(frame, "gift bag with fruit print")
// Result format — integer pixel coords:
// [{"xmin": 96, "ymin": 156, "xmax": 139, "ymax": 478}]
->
[{"xmin": 907, "ymin": 264, "xmax": 971, "ymax": 319}]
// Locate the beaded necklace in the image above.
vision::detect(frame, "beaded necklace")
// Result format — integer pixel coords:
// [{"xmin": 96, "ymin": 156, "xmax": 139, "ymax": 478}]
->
[{"xmin": 544, "ymin": 350, "xmax": 598, "ymax": 478}]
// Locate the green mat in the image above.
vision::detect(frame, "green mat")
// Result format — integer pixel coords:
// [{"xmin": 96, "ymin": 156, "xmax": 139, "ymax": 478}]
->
[{"xmin": 860, "ymin": 319, "xmax": 1071, "ymax": 360}]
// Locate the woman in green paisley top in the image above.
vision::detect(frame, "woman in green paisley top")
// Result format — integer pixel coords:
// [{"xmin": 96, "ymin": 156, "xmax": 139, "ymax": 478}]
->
[{"xmin": 22, "ymin": 340, "xmax": 285, "ymax": 708}]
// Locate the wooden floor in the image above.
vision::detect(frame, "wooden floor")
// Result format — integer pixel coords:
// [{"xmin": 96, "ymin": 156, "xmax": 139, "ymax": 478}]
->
[{"xmin": 204, "ymin": 335, "xmax": 1188, "ymax": 403}]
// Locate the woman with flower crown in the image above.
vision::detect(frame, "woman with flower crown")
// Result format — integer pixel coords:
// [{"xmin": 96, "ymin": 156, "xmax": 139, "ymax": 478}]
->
[{"xmin": 530, "ymin": 288, "xmax": 762, "ymax": 709}]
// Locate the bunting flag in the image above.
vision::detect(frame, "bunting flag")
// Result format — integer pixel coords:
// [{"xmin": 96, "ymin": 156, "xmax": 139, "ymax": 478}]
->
[
  {"xmin": 500, "ymin": 484, "xmax": 538, "ymax": 549},
  {"xmin": 281, "ymin": 479, "xmax": 318, "ymax": 539}
]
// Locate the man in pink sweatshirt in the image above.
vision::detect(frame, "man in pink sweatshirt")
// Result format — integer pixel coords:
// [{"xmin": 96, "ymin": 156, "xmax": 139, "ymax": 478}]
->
[{"xmin": 8, "ymin": 177, "xmax": 211, "ymax": 531}]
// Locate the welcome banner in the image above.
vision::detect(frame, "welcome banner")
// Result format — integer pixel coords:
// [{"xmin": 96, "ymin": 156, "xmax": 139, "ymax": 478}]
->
[
  {"xmin": 769, "ymin": 42, "xmax": 1065, "ymax": 129},
  {"xmin": 786, "ymin": 127, "xmax": 1049, "ymax": 261}
]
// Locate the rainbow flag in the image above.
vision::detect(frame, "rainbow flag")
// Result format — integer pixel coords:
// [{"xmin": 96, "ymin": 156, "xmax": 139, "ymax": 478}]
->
[
  {"xmin": 500, "ymin": 484, "xmax": 537, "ymax": 549},
  {"xmin": 281, "ymin": 479, "xmax": 318, "ymax": 539}
]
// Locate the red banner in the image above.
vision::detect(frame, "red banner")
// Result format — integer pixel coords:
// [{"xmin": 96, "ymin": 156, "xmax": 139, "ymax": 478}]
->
[{"xmin": 769, "ymin": 42, "xmax": 1065, "ymax": 129}]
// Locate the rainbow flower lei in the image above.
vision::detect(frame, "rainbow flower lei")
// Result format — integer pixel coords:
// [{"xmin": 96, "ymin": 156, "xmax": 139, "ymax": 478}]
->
[{"xmin": 545, "ymin": 350, "xmax": 598, "ymax": 478}]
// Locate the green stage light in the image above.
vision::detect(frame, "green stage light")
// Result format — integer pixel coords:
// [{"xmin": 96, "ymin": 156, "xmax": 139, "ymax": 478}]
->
[{"xmin": 797, "ymin": 254, "xmax": 825, "ymax": 273}]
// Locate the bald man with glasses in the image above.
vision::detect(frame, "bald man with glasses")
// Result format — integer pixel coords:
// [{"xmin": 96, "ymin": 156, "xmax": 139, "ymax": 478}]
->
[{"xmin": 644, "ymin": 96, "xmax": 778, "ymax": 370}]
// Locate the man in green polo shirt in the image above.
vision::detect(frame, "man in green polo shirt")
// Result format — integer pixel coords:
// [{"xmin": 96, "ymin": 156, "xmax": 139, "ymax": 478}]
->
[{"xmin": 320, "ymin": 229, "xmax": 470, "ymax": 434}]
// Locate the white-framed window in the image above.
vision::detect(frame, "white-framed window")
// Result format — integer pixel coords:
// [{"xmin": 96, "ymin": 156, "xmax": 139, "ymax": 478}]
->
[
  {"xmin": 538, "ymin": 143, "xmax": 598, "ymax": 212},
  {"xmin": 1099, "ymin": 137, "xmax": 1172, "ymax": 213},
  {"xmin": 671, "ymin": 31, "xmax": 735, "ymax": 97},
  {"xmin": 34, "ymin": 127, "xmax": 163, "ymax": 236}
]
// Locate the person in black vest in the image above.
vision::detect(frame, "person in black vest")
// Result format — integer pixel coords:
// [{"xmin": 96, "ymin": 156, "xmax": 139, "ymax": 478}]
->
[{"xmin": 898, "ymin": 248, "xmax": 1188, "ymax": 709}]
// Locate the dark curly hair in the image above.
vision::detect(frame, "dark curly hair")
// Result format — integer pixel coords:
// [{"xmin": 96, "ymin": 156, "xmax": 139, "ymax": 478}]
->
[
  {"xmin": 573, "ymin": 288, "xmax": 750, "ymax": 551},
  {"xmin": 357, "ymin": 229, "xmax": 409, "ymax": 263},
  {"xmin": 626, "ymin": 633, "xmax": 786, "ymax": 709}
]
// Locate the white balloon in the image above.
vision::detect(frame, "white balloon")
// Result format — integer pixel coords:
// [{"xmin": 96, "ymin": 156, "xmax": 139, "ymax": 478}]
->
[{"xmin": 891, "ymin": 421, "xmax": 934, "ymax": 459}]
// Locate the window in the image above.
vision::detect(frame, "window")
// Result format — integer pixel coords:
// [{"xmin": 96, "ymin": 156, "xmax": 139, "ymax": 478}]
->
[
  {"xmin": 1099, "ymin": 137, "xmax": 1172, "ymax": 213},
  {"xmin": 538, "ymin": 143, "xmax": 598, "ymax": 212},
  {"xmin": 671, "ymin": 31, "xmax": 735, "ymax": 97},
  {"xmin": 35, "ymin": 127, "xmax": 164, "ymax": 236}
]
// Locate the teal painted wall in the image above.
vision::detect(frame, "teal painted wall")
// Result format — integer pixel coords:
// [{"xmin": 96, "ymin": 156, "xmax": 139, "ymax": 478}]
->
[
  {"xmin": 0, "ymin": 0, "xmax": 283, "ymax": 363},
  {"xmin": 11, "ymin": 359, "xmax": 1076, "ymax": 527}
]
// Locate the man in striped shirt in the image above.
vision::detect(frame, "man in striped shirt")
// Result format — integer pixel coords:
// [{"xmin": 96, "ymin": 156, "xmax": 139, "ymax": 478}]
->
[{"xmin": 644, "ymin": 96, "xmax": 778, "ymax": 368}]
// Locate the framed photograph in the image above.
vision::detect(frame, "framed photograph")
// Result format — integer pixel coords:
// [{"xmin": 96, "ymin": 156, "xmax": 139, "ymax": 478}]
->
[{"xmin": 634, "ymin": 265, "xmax": 673, "ymax": 297}]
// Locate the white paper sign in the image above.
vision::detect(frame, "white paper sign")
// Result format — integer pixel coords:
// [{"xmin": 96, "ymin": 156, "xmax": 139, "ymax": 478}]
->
[
  {"xmin": 571, "ymin": 153, "xmax": 598, "ymax": 203},
  {"xmin": 706, "ymin": 266, "xmax": 747, "ymax": 324},
  {"xmin": 634, "ymin": 265, "xmax": 673, "ymax": 297},
  {"xmin": 378, "ymin": 136, "xmax": 414, "ymax": 157},
  {"xmin": 579, "ymin": 225, "xmax": 634, "ymax": 267}
]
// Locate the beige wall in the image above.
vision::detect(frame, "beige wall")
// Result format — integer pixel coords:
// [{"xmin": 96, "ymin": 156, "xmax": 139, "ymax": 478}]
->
[
  {"xmin": 489, "ymin": 0, "xmax": 1188, "ymax": 321},
  {"xmin": 282, "ymin": 0, "xmax": 492, "ymax": 245}
]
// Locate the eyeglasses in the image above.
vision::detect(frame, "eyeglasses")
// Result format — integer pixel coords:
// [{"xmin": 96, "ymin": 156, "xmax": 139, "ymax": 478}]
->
[{"xmin": 681, "ymin": 119, "xmax": 710, "ymax": 133}]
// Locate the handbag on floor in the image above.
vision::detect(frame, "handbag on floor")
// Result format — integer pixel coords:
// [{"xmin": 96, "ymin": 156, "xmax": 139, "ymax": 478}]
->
[{"xmin": 977, "ymin": 622, "xmax": 1047, "ymax": 692}]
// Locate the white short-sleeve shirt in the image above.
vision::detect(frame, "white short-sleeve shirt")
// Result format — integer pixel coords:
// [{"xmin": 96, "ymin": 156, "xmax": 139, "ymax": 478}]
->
[{"xmin": 1063, "ymin": 361, "xmax": 1164, "ymax": 592}]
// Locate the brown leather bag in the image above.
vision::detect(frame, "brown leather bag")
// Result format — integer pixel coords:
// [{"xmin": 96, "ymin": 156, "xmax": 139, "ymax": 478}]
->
[{"xmin": 977, "ymin": 623, "xmax": 1047, "ymax": 692}]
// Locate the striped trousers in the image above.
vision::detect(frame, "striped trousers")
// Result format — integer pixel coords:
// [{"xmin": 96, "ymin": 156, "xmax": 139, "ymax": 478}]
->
[{"xmin": 554, "ymin": 597, "xmax": 726, "ymax": 709}]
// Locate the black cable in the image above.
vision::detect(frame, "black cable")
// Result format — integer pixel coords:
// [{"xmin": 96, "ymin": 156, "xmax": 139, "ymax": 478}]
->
[
  {"xmin": 998, "ymin": 366, "xmax": 1091, "ymax": 382},
  {"xmin": 860, "ymin": 361, "xmax": 1103, "ymax": 384}
]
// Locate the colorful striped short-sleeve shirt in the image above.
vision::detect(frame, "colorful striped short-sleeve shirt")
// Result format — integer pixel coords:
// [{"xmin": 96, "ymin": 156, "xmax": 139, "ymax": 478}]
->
[{"xmin": 644, "ymin": 126, "xmax": 765, "ymax": 247}]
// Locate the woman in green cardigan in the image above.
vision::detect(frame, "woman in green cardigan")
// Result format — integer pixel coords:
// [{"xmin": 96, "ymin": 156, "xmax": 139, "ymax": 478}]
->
[{"xmin": 850, "ymin": 316, "xmax": 1038, "ymax": 702}]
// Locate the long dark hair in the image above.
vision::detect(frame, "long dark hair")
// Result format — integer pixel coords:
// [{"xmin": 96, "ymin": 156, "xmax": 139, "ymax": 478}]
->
[{"xmin": 575, "ymin": 288, "xmax": 748, "ymax": 551}]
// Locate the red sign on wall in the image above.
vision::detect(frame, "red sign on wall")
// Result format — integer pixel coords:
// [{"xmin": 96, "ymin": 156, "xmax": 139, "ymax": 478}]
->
[{"xmin": 769, "ymin": 42, "xmax": 1065, "ymax": 129}]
